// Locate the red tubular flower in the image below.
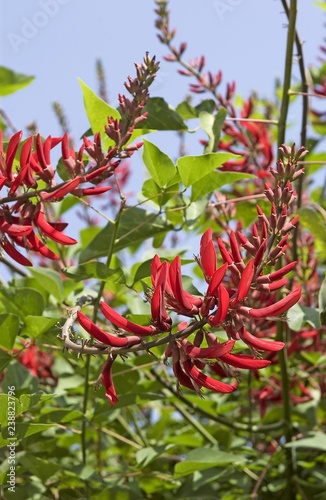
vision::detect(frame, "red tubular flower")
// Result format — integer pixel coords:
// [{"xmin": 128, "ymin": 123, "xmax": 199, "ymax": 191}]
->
[
  {"xmin": 150, "ymin": 285, "xmax": 172, "ymax": 331},
  {"xmin": 231, "ymin": 259, "xmax": 254, "ymax": 306},
  {"xmin": 0, "ymin": 217, "xmax": 33, "ymax": 238},
  {"xmin": 217, "ymin": 237, "xmax": 233, "ymax": 265},
  {"xmin": 199, "ymin": 228, "xmax": 217, "ymax": 281},
  {"xmin": 74, "ymin": 186, "xmax": 112, "ymax": 197},
  {"xmin": 206, "ymin": 263, "xmax": 228, "ymax": 296},
  {"xmin": 247, "ymin": 286, "xmax": 301, "ymax": 319},
  {"xmin": 181, "ymin": 338, "xmax": 235, "ymax": 359},
  {"xmin": 2, "ymin": 130, "xmax": 22, "ymax": 181},
  {"xmin": 229, "ymin": 231, "xmax": 243, "ymax": 264},
  {"xmin": 219, "ymin": 353, "xmax": 271, "ymax": 370},
  {"xmin": 34, "ymin": 134, "xmax": 56, "ymax": 183},
  {"xmin": 101, "ymin": 355, "xmax": 119, "ymax": 406},
  {"xmin": 100, "ymin": 301, "xmax": 158, "ymax": 337},
  {"xmin": 208, "ymin": 284, "xmax": 230, "ymax": 327},
  {"xmin": 34, "ymin": 206, "xmax": 77, "ymax": 245},
  {"xmin": 77, "ymin": 311, "xmax": 141, "ymax": 347},
  {"xmin": 17, "ymin": 343, "xmax": 57, "ymax": 386},
  {"xmin": 26, "ymin": 231, "xmax": 60, "ymax": 260},
  {"xmin": 168, "ymin": 256, "xmax": 203, "ymax": 314},
  {"xmin": 41, "ymin": 177, "xmax": 81, "ymax": 201},
  {"xmin": 1, "ymin": 236, "xmax": 32, "ymax": 266},
  {"xmin": 182, "ymin": 358, "xmax": 237, "ymax": 393},
  {"xmin": 170, "ymin": 343, "xmax": 197, "ymax": 392},
  {"xmin": 237, "ymin": 231, "xmax": 256, "ymax": 256},
  {"xmin": 240, "ymin": 327, "xmax": 284, "ymax": 352}
]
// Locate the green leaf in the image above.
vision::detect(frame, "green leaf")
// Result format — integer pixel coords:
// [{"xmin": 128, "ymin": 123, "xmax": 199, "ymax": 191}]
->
[
  {"xmin": 63, "ymin": 263, "xmax": 125, "ymax": 283},
  {"xmin": 191, "ymin": 170, "xmax": 255, "ymax": 201},
  {"xmin": 79, "ymin": 208, "xmax": 171, "ymax": 263},
  {"xmin": 141, "ymin": 97, "xmax": 188, "ymax": 130},
  {"xmin": 29, "ymin": 267, "xmax": 64, "ymax": 301},
  {"xmin": 0, "ymin": 286, "xmax": 45, "ymax": 319},
  {"xmin": 136, "ymin": 445, "xmax": 175, "ymax": 467},
  {"xmin": 177, "ymin": 153, "xmax": 240, "ymax": 188},
  {"xmin": 131, "ymin": 259, "xmax": 153, "ymax": 285},
  {"xmin": 298, "ymin": 206, "xmax": 326, "ymax": 243},
  {"xmin": 175, "ymin": 100, "xmax": 198, "ymax": 120},
  {"xmin": 142, "ymin": 140, "xmax": 176, "ymax": 187},
  {"xmin": 315, "ymin": 1, "xmax": 326, "ymax": 11},
  {"xmin": 200, "ymin": 107, "xmax": 227, "ymax": 153},
  {"xmin": 0, "ymin": 314, "xmax": 19, "ymax": 350},
  {"xmin": 318, "ymin": 275, "xmax": 326, "ymax": 325},
  {"xmin": 0, "ymin": 67, "xmax": 34, "ymax": 96},
  {"xmin": 1, "ymin": 362, "xmax": 38, "ymax": 394},
  {"xmin": 285, "ymin": 432, "xmax": 326, "ymax": 451},
  {"xmin": 21, "ymin": 316, "xmax": 59, "ymax": 338},
  {"xmin": 195, "ymin": 99, "xmax": 216, "ymax": 114},
  {"xmin": 174, "ymin": 446, "xmax": 246, "ymax": 478},
  {"xmin": 0, "ymin": 423, "xmax": 54, "ymax": 446},
  {"xmin": 20, "ymin": 455, "xmax": 61, "ymax": 483},
  {"xmin": 0, "ymin": 350, "xmax": 12, "ymax": 372},
  {"xmin": 287, "ymin": 303, "xmax": 320, "ymax": 331},
  {"xmin": 141, "ymin": 178, "xmax": 162, "ymax": 207},
  {"xmin": 78, "ymin": 78, "xmax": 120, "ymax": 146}
]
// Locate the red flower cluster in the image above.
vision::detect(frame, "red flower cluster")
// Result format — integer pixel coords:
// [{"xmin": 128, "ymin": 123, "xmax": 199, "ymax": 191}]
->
[
  {"xmin": 77, "ymin": 216, "xmax": 301, "ymax": 405},
  {"xmin": 0, "ymin": 131, "xmax": 118, "ymax": 265},
  {"xmin": 0, "ymin": 56, "xmax": 161, "ymax": 267},
  {"xmin": 17, "ymin": 343, "xmax": 57, "ymax": 386}
]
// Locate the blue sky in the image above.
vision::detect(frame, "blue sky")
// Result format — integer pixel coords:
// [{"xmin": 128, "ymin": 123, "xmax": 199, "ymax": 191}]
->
[{"xmin": 1, "ymin": 0, "xmax": 324, "ymax": 145}]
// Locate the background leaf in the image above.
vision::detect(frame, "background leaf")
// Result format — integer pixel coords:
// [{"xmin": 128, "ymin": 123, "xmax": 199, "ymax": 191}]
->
[
  {"xmin": 0, "ymin": 67, "xmax": 34, "ymax": 96},
  {"xmin": 142, "ymin": 140, "xmax": 176, "ymax": 187},
  {"xmin": 177, "ymin": 153, "xmax": 239, "ymax": 187}
]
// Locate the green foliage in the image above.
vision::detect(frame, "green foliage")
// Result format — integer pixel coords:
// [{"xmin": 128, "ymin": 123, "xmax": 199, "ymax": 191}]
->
[
  {"xmin": 0, "ymin": 67, "xmax": 34, "ymax": 96},
  {"xmin": 79, "ymin": 78, "xmax": 120, "ymax": 147}
]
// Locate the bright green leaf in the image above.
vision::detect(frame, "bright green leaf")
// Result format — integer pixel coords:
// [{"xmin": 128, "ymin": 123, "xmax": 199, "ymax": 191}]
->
[
  {"xmin": 175, "ymin": 100, "xmax": 197, "ymax": 120},
  {"xmin": 142, "ymin": 140, "xmax": 176, "ymax": 187},
  {"xmin": 141, "ymin": 178, "xmax": 162, "ymax": 207},
  {"xmin": 21, "ymin": 316, "xmax": 59, "ymax": 338},
  {"xmin": 287, "ymin": 303, "xmax": 320, "ymax": 331},
  {"xmin": 200, "ymin": 107, "xmax": 227, "ymax": 153},
  {"xmin": 285, "ymin": 432, "xmax": 326, "ymax": 450},
  {"xmin": 0, "ymin": 287, "xmax": 44, "ymax": 319},
  {"xmin": 318, "ymin": 275, "xmax": 326, "ymax": 325},
  {"xmin": 62, "ymin": 263, "xmax": 125, "ymax": 283},
  {"xmin": 141, "ymin": 97, "xmax": 188, "ymax": 130},
  {"xmin": 298, "ymin": 206, "xmax": 326, "ymax": 243},
  {"xmin": 191, "ymin": 170, "xmax": 255, "ymax": 201},
  {"xmin": 0, "ymin": 314, "xmax": 19, "ymax": 350},
  {"xmin": 0, "ymin": 67, "xmax": 34, "ymax": 96},
  {"xmin": 315, "ymin": 2, "xmax": 326, "ymax": 11},
  {"xmin": 136, "ymin": 445, "xmax": 175, "ymax": 467},
  {"xmin": 174, "ymin": 446, "xmax": 246, "ymax": 478},
  {"xmin": 78, "ymin": 78, "xmax": 120, "ymax": 147},
  {"xmin": 29, "ymin": 267, "xmax": 64, "ymax": 302},
  {"xmin": 177, "ymin": 153, "xmax": 240, "ymax": 188}
]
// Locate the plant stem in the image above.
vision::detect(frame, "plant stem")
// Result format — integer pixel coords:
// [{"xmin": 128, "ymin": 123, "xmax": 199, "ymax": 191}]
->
[
  {"xmin": 277, "ymin": 3, "xmax": 298, "ymax": 496},
  {"xmin": 277, "ymin": 0, "xmax": 297, "ymax": 151},
  {"xmin": 276, "ymin": 322, "xmax": 296, "ymax": 498},
  {"xmin": 81, "ymin": 197, "xmax": 126, "ymax": 465}
]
